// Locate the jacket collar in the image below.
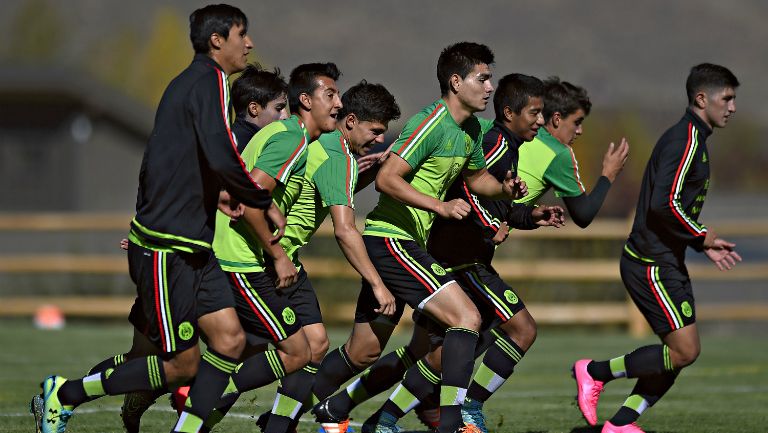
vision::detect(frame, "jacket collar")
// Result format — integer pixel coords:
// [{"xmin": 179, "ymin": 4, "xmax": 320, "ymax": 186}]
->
[{"xmin": 684, "ymin": 108, "xmax": 713, "ymax": 140}]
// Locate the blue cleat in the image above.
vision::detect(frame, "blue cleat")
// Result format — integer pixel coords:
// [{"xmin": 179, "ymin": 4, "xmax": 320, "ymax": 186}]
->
[
  {"xmin": 460, "ymin": 398, "xmax": 488, "ymax": 433},
  {"xmin": 373, "ymin": 411, "xmax": 402, "ymax": 433},
  {"xmin": 37, "ymin": 376, "xmax": 74, "ymax": 433}
]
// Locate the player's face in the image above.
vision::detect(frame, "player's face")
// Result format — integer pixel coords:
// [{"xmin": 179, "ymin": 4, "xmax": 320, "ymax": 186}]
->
[
  {"xmin": 218, "ymin": 23, "xmax": 253, "ymax": 74},
  {"xmin": 255, "ymin": 93, "xmax": 288, "ymax": 129},
  {"xmin": 308, "ymin": 76, "xmax": 343, "ymax": 133},
  {"xmin": 456, "ymin": 63, "xmax": 494, "ymax": 113},
  {"xmin": 349, "ymin": 119, "xmax": 388, "ymax": 156},
  {"xmin": 509, "ymin": 96, "xmax": 545, "ymax": 142},
  {"xmin": 553, "ymin": 108, "xmax": 586, "ymax": 146},
  {"xmin": 704, "ymin": 87, "xmax": 736, "ymax": 128}
]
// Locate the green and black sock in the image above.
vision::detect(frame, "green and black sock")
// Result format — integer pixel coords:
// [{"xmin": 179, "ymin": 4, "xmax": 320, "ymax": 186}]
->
[
  {"xmin": 313, "ymin": 345, "xmax": 361, "ymax": 401},
  {"xmin": 381, "ymin": 359, "xmax": 441, "ymax": 419},
  {"xmin": 588, "ymin": 344, "xmax": 675, "ymax": 382},
  {"xmin": 438, "ymin": 327, "xmax": 479, "ymax": 433},
  {"xmin": 466, "ymin": 331, "xmax": 525, "ymax": 403},
  {"xmin": 58, "ymin": 355, "xmax": 166, "ymax": 407},
  {"xmin": 329, "ymin": 345, "xmax": 417, "ymax": 417},
  {"xmin": 264, "ymin": 361, "xmax": 319, "ymax": 433},
  {"xmin": 610, "ymin": 370, "xmax": 677, "ymax": 426},
  {"xmin": 173, "ymin": 349, "xmax": 238, "ymax": 433}
]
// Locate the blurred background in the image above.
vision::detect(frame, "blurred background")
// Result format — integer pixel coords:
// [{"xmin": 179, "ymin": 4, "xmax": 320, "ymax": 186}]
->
[{"xmin": 0, "ymin": 0, "xmax": 766, "ymax": 335}]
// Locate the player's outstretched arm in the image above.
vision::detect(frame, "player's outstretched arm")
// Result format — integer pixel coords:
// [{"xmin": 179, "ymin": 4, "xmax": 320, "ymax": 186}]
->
[
  {"xmin": 561, "ymin": 138, "xmax": 629, "ymax": 228},
  {"xmin": 330, "ymin": 205, "xmax": 396, "ymax": 316},
  {"xmin": 376, "ymin": 154, "xmax": 470, "ymax": 219}
]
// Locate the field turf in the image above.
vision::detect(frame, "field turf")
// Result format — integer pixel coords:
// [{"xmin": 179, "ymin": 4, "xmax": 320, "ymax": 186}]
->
[{"xmin": 1, "ymin": 319, "xmax": 766, "ymax": 432}]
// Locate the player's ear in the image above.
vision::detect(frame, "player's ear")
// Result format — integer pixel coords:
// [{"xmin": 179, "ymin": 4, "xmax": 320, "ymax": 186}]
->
[
  {"xmin": 503, "ymin": 105, "xmax": 515, "ymax": 122},
  {"xmin": 299, "ymin": 92, "xmax": 312, "ymax": 111},
  {"xmin": 209, "ymin": 32, "xmax": 223, "ymax": 50},
  {"xmin": 694, "ymin": 91, "xmax": 708, "ymax": 110},
  {"xmin": 551, "ymin": 112, "xmax": 562, "ymax": 128},
  {"xmin": 248, "ymin": 102, "xmax": 261, "ymax": 118},
  {"xmin": 345, "ymin": 113, "xmax": 357, "ymax": 130},
  {"xmin": 450, "ymin": 73, "xmax": 462, "ymax": 94}
]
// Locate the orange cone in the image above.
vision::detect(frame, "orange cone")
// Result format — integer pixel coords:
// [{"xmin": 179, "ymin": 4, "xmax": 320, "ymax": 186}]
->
[{"xmin": 34, "ymin": 304, "xmax": 65, "ymax": 330}]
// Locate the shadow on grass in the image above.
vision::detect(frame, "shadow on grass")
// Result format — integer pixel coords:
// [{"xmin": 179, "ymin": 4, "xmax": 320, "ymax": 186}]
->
[{"xmin": 569, "ymin": 426, "xmax": 659, "ymax": 433}]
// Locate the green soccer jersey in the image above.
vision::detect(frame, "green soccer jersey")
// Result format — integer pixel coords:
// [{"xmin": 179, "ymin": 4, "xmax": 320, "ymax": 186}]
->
[
  {"xmin": 281, "ymin": 129, "xmax": 358, "ymax": 268},
  {"xmin": 364, "ymin": 99, "xmax": 486, "ymax": 247},
  {"xmin": 214, "ymin": 115, "xmax": 309, "ymax": 272},
  {"xmin": 516, "ymin": 126, "xmax": 585, "ymax": 206}
]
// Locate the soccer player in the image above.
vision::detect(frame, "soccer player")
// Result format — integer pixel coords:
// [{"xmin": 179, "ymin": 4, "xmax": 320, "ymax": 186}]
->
[
  {"xmin": 29, "ymin": 5, "xmax": 275, "ymax": 433},
  {"xmin": 245, "ymin": 80, "xmax": 401, "ymax": 433},
  {"xmin": 102, "ymin": 62, "xmax": 293, "ymax": 433},
  {"xmin": 313, "ymin": 42, "xmax": 524, "ymax": 433},
  {"xmin": 516, "ymin": 77, "xmax": 628, "ymax": 227},
  {"xmin": 231, "ymin": 63, "xmax": 289, "ymax": 151},
  {"xmin": 200, "ymin": 62, "xmax": 343, "ymax": 430},
  {"xmin": 356, "ymin": 74, "xmax": 566, "ymax": 433},
  {"xmin": 572, "ymin": 63, "xmax": 741, "ymax": 433}
]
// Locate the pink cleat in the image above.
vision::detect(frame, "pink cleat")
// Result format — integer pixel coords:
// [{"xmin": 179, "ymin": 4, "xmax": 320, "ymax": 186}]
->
[
  {"xmin": 572, "ymin": 359, "xmax": 604, "ymax": 426},
  {"xmin": 602, "ymin": 421, "xmax": 645, "ymax": 432}
]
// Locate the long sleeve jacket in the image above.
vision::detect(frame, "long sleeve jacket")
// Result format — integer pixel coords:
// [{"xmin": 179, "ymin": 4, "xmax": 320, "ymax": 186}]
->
[
  {"xmin": 428, "ymin": 121, "xmax": 537, "ymax": 268},
  {"xmin": 131, "ymin": 54, "xmax": 271, "ymax": 253},
  {"xmin": 624, "ymin": 109, "xmax": 712, "ymax": 267}
]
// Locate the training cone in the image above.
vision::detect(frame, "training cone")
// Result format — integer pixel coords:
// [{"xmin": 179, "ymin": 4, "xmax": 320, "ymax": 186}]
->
[{"xmin": 34, "ymin": 304, "xmax": 65, "ymax": 330}]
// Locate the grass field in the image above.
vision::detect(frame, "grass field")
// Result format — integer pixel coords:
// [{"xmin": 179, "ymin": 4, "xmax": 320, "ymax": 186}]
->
[{"xmin": 1, "ymin": 319, "xmax": 766, "ymax": 433}]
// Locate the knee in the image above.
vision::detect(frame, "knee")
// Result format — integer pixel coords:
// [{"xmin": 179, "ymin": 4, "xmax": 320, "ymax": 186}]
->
[
  {"xmin": 671, "ymin": 344, "xmax": 700, "ymax": 368},
  {"xmin": 455, "ymin": 308, "xmax": 481, "ymax": 331},
  {"xmin": 514, "ymin": 314, "xmax": 538, "ymax": 351},
  {"xmin": 309, "ymin": 336, "xmax": 330, "ymax": 364},
  {"xmin": 209, "ymin": 326, "xmax": 246, "ymax": 359},
  {"xmin": 283, "ymin": 343, "xmax": 312, "ymax": 374},
  {"xmin": 167, "ymin": 350, "xmax": 200, "ymax": 384},
  {"xmin": 345, "ymin": 339, "xmax": 382, "ymax": 369}
]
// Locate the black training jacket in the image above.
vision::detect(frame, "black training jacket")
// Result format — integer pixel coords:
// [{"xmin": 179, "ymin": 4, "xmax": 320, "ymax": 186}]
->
[
  {"xmin": 428, "ymin": 121, "xmax": 537, "ymax": 268},
  {"xmin": 131, "ymin": 54, "xmax": 271, "ymax": 252},
  {"xmin": 624, "ymin": 109, "xmax": 711, "ymax": 267}
]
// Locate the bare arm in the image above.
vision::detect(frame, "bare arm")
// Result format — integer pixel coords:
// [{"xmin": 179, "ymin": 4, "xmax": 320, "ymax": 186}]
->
[
  {"xmin": 330, "ymin": 205, "xmax": 396, "ymax": 315},
  {"xmin": 239, "ymin": 167, "xmax": 297, "ymax": 288},
  {"xmin": 375, "ymin": 154, "xmax": 471, "ymax": 219}
]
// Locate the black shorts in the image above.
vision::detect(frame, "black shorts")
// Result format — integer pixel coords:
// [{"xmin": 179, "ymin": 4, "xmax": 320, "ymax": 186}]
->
[
  {"xmin": 127, "ymin": 242, "xmax": 233, "ymax": 354},
  {"xmin": 453, "ymin": 264, "xmax": 526, "ymax": 326},
  {"xmin": 354, "ymin": 236, "xmax": 455, "ymax": 324},
  {"xmin": 621, "ymin": 255, "xmax": 695, "ymax": 335},
  {"xmin": 243, "ymin": 267, "xmax": 323, "ymax": 346},
  {"xmin": 413, "ymin": 264, "xmax": 524, "ymax": 346},
  {"xmin": 228, "ymin": 270, "xmax": 304, "ymax": 343}
]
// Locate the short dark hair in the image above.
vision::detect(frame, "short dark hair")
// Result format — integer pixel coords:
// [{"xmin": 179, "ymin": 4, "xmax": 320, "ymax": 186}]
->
[
  {"xmin": 686, "ymin": 63, "xmax": 739, "ymax": 105},
  {"xmin": 288, "ymin": 63, "xmax": 342, "ymax": 113},
  {"xmin": 493, "ymin": 74, "xmax": 544, "ymax": 119},
  {"xmin": 542, "ymin": 77, "xmax": 591, "ymax": 123},
  {"xmin": 339, "ymin": 80, "xmax": 401, "ymax": 124},
  {"xmin": 437, "ymin": 42, "xmax": 495, "ymax": 95},
  {"xmin": 189, "ymin": 4, "xmax": 248, "ymax": 55},
  {"xmin": 231, "ymin": 64, "xmax": 287, "ymax": 118}
]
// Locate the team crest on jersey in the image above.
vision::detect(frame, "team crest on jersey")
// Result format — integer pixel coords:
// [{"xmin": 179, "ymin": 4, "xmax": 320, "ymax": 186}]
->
[
  {"xmin": 282, "ymin": 307, "xmax": 296, "ymax": 325},
  {"xmin": 681, "ymin": 301, "xmax": 693, "ymax": 318},
  {"xmin": 464, "ymin": 134, "xmax": 473, "ymax": 153},
  {"xmin": 178, "ymin": 321, "xmax": 195, "ymax": 341},
  {"xmin": 431, "ymin": 263, "xmax": 446, "ymax": 276},
  {"xmin": 504, "ymin": 290, "xmax": 519, "ymax": 304}
]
